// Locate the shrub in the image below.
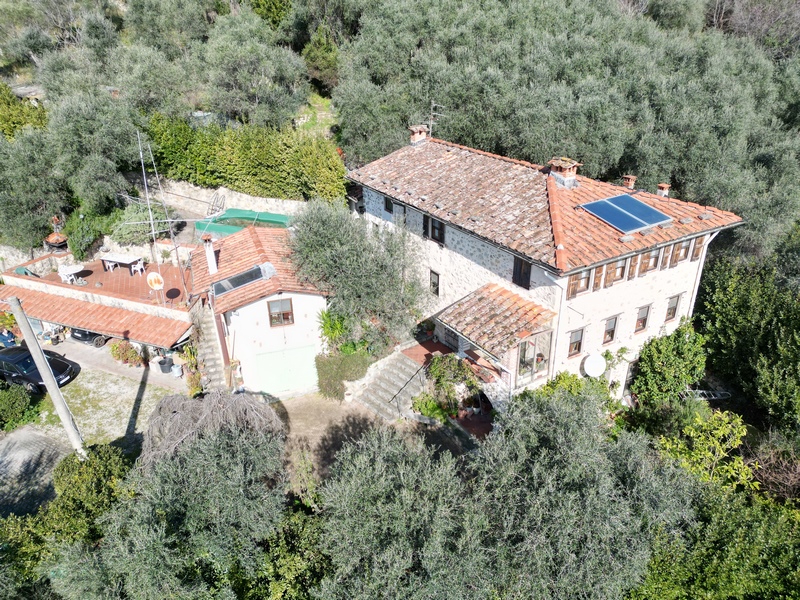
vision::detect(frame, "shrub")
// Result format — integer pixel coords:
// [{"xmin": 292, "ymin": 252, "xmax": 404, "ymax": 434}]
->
[
  {"xmin": 411, "ymin": 392, "xmax": 449, "ymax": 423},
  {"xmin": 315, "ymin": 352, "xmax": 373, "ymax": 400},
  {"xmin": 426, "ymin": 354, "xmax": 479, "ymax": 413},
  {"xmin": 109, "ymin": 340, "xmax": 143, "ymax": 366},
  {"xmin": 0, "ymin": 384, "xmax": 33, "ymax": 431},
  {"xmin": 147, "ymin": 115, "xmax": 346, "ymax": 201},
  {"xmin": 0, "ymin": 83, "xmax": 46, "ymax": 141}
]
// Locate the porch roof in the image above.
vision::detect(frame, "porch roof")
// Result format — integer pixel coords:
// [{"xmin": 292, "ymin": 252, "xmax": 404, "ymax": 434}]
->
[
  {"xmin": 0, "ymin": 285, "xmax": 192, "ymax": 348},
  {"xmin": 436, "ymin": 283, "xmax": 555, "ymax": 357}
]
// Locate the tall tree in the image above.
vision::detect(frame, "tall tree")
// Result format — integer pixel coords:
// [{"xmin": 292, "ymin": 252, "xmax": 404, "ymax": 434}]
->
[
  {"xmin": 0, "ymin": 128, "xmax": 70, "ymax": 248},
  {"xmin": 202, "ymin": 9, "xmax": 308, "ymax": 127}
]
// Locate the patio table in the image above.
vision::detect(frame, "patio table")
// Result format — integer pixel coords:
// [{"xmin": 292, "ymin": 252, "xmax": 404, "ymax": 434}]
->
[
  {"xmin": 99, "ymin": 253, "xmax": 142, "ymax": 276},
  {"xmin": 58, "ymin": 263, "xmax": 84, "ymax": 284}
]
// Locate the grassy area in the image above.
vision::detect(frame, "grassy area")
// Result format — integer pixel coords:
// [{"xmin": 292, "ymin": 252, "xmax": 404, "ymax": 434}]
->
[
  {"xmin": 36, "ymin": 370, "xmax": 172, "ymax": 450},
  {"xmin": 316, "ymin": 352, "xmax": 374, "ymax": 400},
  {"xmin": 295, "ymin": 93, "xmax": 336, "ymax": 137}
]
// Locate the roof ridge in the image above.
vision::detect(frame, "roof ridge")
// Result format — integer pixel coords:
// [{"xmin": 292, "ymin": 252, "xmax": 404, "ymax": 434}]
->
[
  {"xmin": 546, "ymin": 176, "xmax": 569, "ymax": 271},
  {"xmin": 429, "ymin": 138, "xmax": 544, "ymax": 172}
]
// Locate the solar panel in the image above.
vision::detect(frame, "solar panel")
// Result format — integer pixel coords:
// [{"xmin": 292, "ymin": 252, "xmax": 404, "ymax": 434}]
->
[
  {"xmin": 581, "ymin": 194, "xmax": 672, "ymax": 234},
  {"xmin": 607, "ymin": 194, "xmax": 672, "ymax": 227}
]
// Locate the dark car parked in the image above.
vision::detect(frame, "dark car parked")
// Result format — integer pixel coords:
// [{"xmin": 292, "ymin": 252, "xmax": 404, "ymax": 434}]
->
[
  {"xmin": 70, "ymin": 328, "xmax": 109, "ymax": 348},
  {"xmin": 0, "ymin": 346, "xmax": 74, "ymax": 394}
]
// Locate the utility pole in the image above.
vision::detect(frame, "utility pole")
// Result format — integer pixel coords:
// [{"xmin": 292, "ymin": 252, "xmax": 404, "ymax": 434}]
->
[{"xmin": 7, "ymin": 297, "xmax": 86, "ymax": 459}]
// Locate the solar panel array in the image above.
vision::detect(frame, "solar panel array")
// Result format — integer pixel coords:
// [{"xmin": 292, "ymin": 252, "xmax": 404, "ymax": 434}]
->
[{"xmin": 581, "ymin": 194, "xmax": 672, "ymax": 234}]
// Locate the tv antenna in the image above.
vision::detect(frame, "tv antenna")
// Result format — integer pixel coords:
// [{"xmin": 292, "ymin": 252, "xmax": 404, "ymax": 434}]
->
[{"xmin": 428, "ymin": 100, "xmax": 446, "ymax": 137}]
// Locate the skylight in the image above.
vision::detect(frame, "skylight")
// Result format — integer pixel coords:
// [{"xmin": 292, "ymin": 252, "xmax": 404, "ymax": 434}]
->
[
  {"xmin": 212, "ymin": 263, "xmax": 276, "ymax": 297},
  {"xmin": 581, "ymin": 194, "xmax": 671, "ymax": 234}
]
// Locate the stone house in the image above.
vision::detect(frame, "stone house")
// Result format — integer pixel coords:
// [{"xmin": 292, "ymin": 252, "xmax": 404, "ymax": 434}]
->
[
  {"xmin": 190, "ymin": 226, "xmax": 326, "ymax": 396},
  {"xmin": 347, "ymin": 126, "xmax": 742, "ymax": 402}
]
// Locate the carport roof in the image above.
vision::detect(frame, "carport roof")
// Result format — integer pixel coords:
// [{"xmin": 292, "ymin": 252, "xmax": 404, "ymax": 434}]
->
[{"xmin": 0, "ymin": 286, "xmax": 192, "ymax": 348}]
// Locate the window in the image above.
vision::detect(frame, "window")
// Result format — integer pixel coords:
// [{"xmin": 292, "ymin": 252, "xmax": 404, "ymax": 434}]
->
[
  {"xmin": 568, "ymin": 329, "xmax": 584, "ymax": 356},
  {"xmin": 443, "ymin": 327, "xmax": 458, "ymax": 349},
  {"xmin": 665, "ymin": 295, "xmax": 680, "ymax": 321},
  {"xmin": 604, "ymin": 259, "xmax": 626, "ymax": 287},
  {"xmin": 517, "ymin": 330, "xmax": 552, "ymax": 386},
  {"xmin": 691, "ymin": 235, "xmax": 706, "ymax": 261},
  {"xmin": 676, "ymin": 240, "xmax": 691, "ymax": 262},
  {"xmin": 430, "ymin": 270, "xmax": 440, "ymax": 296},
  {"xmin": 384, "ymin": 196, "xmax": 393, "ymax": 213},
  {"xmin": 268, "ymin": 298, "xmax": 294, "ymax": 326},
  {"xmin": 567, "ymin": 269, "xmax": 591, "ymax": 299},
  {"xmin": 430, "ymin": 218, "xmax": 445, "ymax": 243},
  {"xmin": 513, "ymin": 257, "xmax": 532, "ymax": 289},
  {"xmin": 603, "ymin": 317, "xmax": 618, "ymax": 344},
  {"xmin": 635, "ymin": 306, "xmax": 650, "ymax": 332},
  {"xmin": 639, "ymin": 249, "xmax": 660, "ymax": 276}
]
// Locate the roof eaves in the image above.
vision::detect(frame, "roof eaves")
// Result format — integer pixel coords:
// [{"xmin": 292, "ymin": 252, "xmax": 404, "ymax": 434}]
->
[{"xmin": 559, "ymin": 219, "xmax": 746, "ymax": 276}]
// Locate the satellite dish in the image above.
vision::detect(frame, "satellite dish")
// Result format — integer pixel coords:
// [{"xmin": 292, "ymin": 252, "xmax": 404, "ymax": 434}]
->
[
  {"xmin": 583, "ymin": 353, "xmax": 607, "ymax": 378},
  {"xmin": 147, "ymin": 272, "xmax": 165, "ymax": 291}
]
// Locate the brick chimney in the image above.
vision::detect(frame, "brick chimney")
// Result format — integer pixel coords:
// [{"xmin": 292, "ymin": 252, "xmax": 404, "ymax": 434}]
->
[
  {"xmin": 409, "ymin": 125, "xmax": 429, "ymax": 146},
  {"xmin": 656, "ymin": 183, "xmax": 670, "ymax": 197},
  {"xmin": 547, "ymin": 157, "xmax": 582, "ymax": 189},
  {"xmin": 622, "ymin": 175, "xmax": 637, "ymax": 189},
  {"xmin": 202, "ymin": 234, "xmax": 218, "ymax": 276}
]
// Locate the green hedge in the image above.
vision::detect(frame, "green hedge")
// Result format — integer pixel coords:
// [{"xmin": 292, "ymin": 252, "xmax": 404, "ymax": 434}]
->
[
  {"xmin": 315, "ymin": 352, "xmax": 373, "ymax": 400},
  {"xmin": 148, "ymin": 114, "xmax": 345, "ymax": 201},
  {"xmin": 0, "ymin": 384, "xmax": 35, "ymax": 431}
]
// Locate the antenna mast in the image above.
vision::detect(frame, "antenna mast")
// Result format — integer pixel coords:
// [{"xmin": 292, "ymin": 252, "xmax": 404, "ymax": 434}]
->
[{"xmin": 428, "ymin": 100, "xmax": 446, "ymax": 137}]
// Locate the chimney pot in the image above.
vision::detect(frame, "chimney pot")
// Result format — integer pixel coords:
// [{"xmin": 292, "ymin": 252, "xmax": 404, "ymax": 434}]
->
[
  {"xmin": 409, "ymin": 125, "xmax": 429, "ymax": 146},
  {"xmin": 657, "ymin": 183, "xmax": 671, "ymax": 197},
  {"xmin": 622, "ymin": 175, "xmax": 637, "ymax": 190},
  {"xmin": 203, "ymin": 235, "xmax": 218, "ymax": 275}
]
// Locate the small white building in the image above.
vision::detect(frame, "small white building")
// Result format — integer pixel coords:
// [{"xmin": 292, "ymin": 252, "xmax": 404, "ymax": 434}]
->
[
  {"xmin": 347, "ymin": 126, "xmax": 742, "ymax": 400},
  {"xmin": 191, "ymin": 226, "xmax": 326, "ymax": 397}
]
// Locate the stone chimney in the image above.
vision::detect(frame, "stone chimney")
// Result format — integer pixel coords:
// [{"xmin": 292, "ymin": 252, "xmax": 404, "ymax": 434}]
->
[
  {"xmin": 409, "ymin": 125, "xmax": 429, "ymax": 146},
  {"xmin": 202, "ymin": 234, "xmax": 218, "ymax": 276},
  {"xmin": 656, "ymin": 183, "xmax": 670, "ymax": 197},
  {"xmin": 547, "ymin": 157, "xmax": 582, "ymax": 189},
  {"xmin": 622, "ymin": 175, "xmax": 637, "ymax": 190}
]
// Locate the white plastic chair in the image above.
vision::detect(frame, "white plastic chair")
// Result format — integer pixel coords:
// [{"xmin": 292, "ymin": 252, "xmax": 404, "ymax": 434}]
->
[
  {"xmin": 59, "ymin": 272, "xmax": 75, "ymax": 284},
  {"xmin": 106, "ymin": 261, "xmax": 118, "ymax": 271},
  {"xmin": 131, "ymin": 260, "xmax": 145, "ymax": 276}
]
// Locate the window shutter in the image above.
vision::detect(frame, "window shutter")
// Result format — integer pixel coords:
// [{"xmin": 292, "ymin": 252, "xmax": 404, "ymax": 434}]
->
[
  {"xmin": 592, "ymin": 267, "xmax": 604, "ymax": 291},
  {"xmin": 422, "ymin": 215, "xmax": 429, "ymax": 239},
  {"xmin": 628, "ymin": 254, "xmax": 639, "ymax": 280},
  {"xmin": 639, "ymin": 252, "xmax": 650, "ymax": 276},
  {"xmin": 604, "ymin": 263, "xmax": 616, "ymax": 288},
  {"xmin": 566, "ymin": 275, "xmax": 579, "ymax": 300},
  {"xmin": 660, "ymin": 245, "xmax": 672, "ymax": 270},
  {"xmin": 691, "ymin": 235, "xmax": 705, "ymax": 261},
  {"xmin": 669, "ymin": 243, "xmax": 681, "ymax": 268}
]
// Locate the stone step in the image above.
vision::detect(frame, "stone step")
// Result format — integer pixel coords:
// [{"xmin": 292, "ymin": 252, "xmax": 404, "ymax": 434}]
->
[{"xmin": 356, "ymin": 393, "xmax": 401, "ymax": 421}]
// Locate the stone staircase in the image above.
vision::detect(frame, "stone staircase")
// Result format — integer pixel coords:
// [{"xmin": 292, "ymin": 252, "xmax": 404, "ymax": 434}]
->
[
  {"xmin": 196, "ymin": 300, "xmax": 227, "ymax": 390},
  {"xmin": 351, "ymin": 351, "xmax": 427, "ymax": 421}
]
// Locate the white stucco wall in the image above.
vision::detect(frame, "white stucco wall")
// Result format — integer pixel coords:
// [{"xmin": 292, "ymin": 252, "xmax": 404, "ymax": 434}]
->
[
  {"xmin": 552, "ymin": 253, "xmax": 707, "ymax": 392},
  {"xmin": 361, "ymin": 187, "xmax": 559, "ymax": 313},
  {"xmin": 225, "ymin": 291, "xmax": 326, "ymax": 397}
]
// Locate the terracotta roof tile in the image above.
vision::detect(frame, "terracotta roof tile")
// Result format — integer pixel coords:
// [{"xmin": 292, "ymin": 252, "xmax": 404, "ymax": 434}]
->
[
  {"xmin": 349, "ymin": 138, "xmax": 556, "ymax": 265},
  {"xmin": 0, "ymin": 286, "xmax": 191, "ymax": 348},
  {"xmin": 191, "ymin": 226, "xmax": 321, "ymax": 314},
  {"xmin": 349, "ymin": 139, "xmax": 743, "ymax": 273},
  {"xmin": 437, "ymin": 283, "xmax": 555, "ymax": 357}
]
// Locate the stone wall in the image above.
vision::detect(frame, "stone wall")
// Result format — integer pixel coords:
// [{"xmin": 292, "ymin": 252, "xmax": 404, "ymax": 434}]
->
[
  {"xmin": 362, "ymin": 187, "xmax": 560, "ymax": 314},
  {"xmin": 0, "ymin": 246, "xmax": 52, "ymax": 273},
  {"xmin": 144, "ymin": 178, "xmax": 307, "ymax": 217}
]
